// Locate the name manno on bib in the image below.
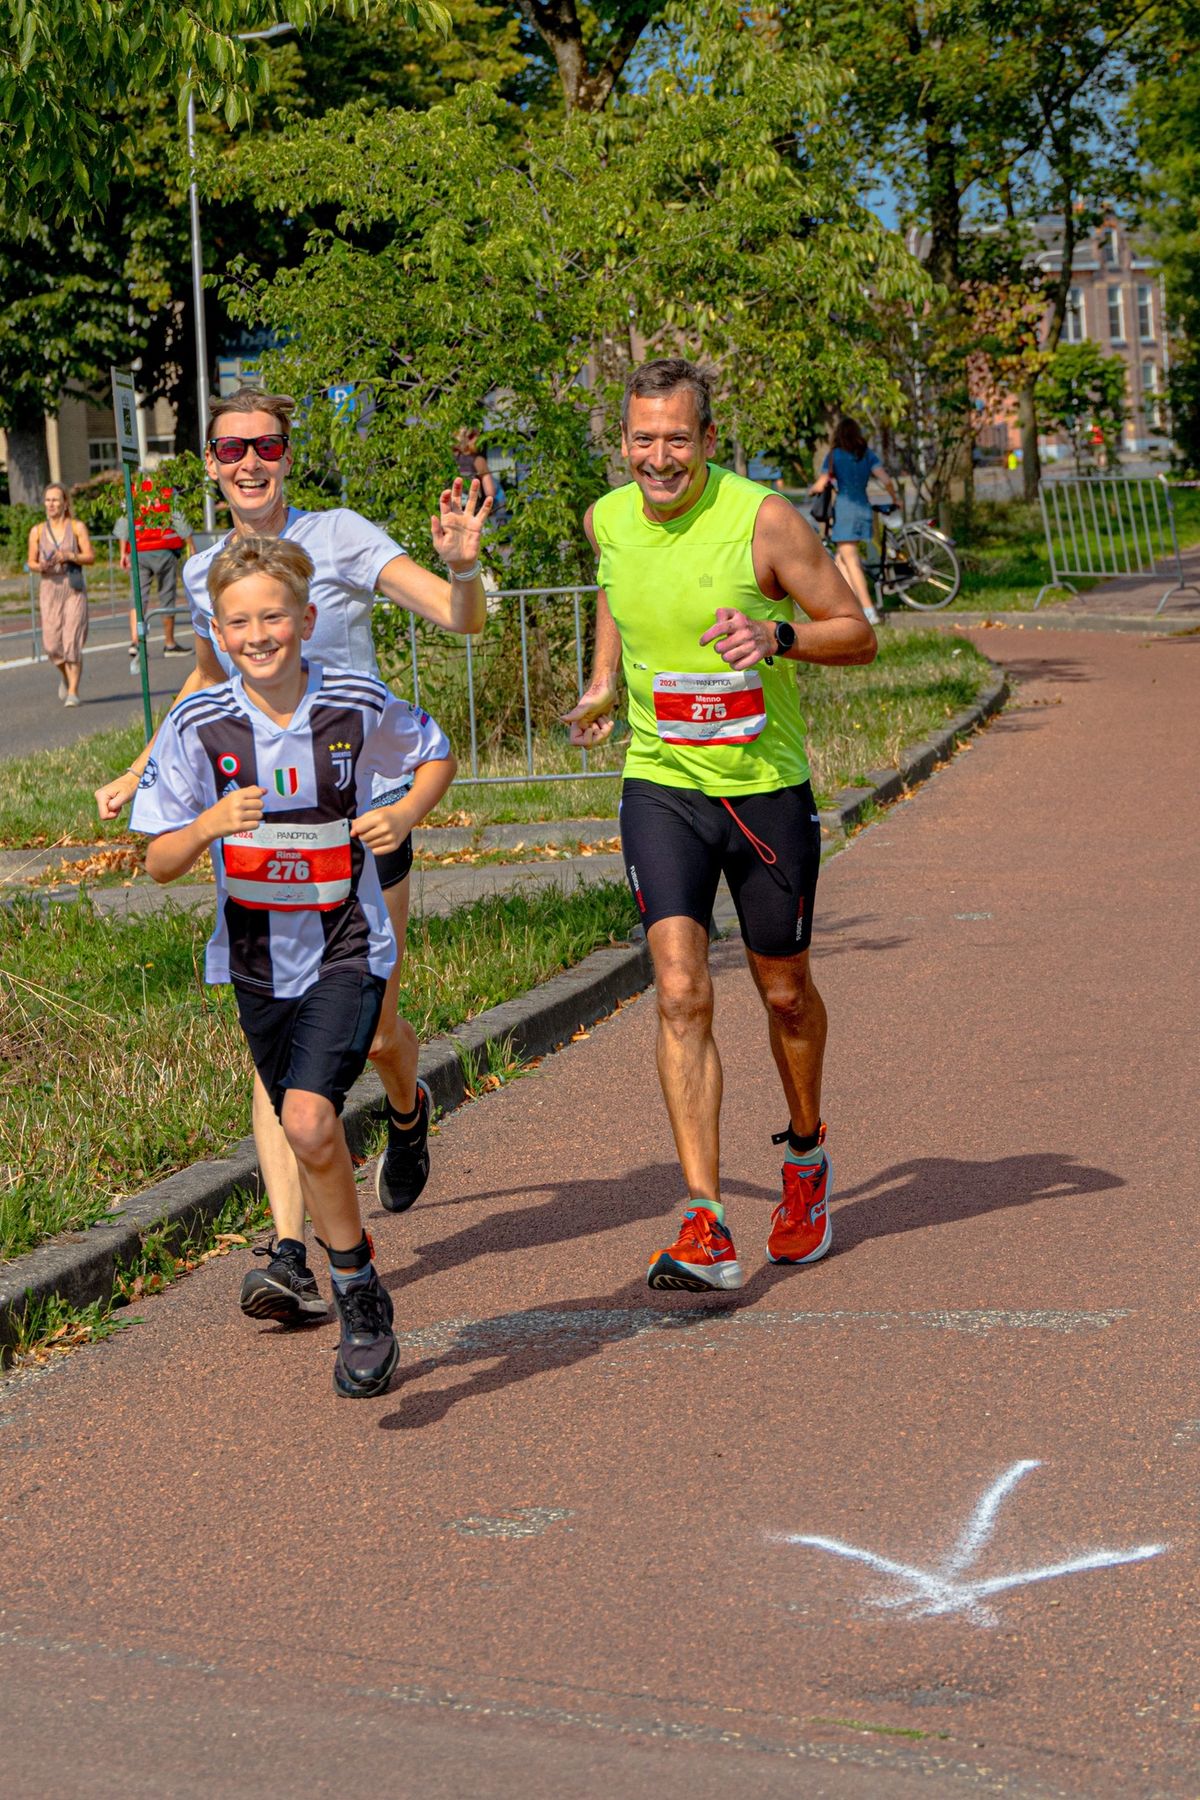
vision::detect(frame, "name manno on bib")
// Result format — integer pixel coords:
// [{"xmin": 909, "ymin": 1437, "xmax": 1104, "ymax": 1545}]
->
[{"xmin": 594, "ymin": 464, "xmax": 810, "ymax": 796}]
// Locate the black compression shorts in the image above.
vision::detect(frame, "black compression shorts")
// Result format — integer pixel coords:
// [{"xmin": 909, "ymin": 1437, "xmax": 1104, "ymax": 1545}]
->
[
  {"xmin": 619, "ymin": 777, "xmax": 822, "ymax": 957},
  {"xmin": 373, "ymin": 832, "xmax": 413, "ymax": 891},
  {"xmin": 235, "ymin": 969, "xmax": 387, "ymax": 1119}
]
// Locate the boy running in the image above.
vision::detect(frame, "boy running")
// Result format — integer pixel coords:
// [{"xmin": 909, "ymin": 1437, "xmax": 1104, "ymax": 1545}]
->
[{"xmin": 131, "ymin": 536, "xmax": 455, "ymax": 1398}]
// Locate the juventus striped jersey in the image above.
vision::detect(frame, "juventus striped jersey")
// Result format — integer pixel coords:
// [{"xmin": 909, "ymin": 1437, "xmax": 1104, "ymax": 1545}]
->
[{"xmin": 130, "ymin": 661, "xmax": 449, "ymax": 998}]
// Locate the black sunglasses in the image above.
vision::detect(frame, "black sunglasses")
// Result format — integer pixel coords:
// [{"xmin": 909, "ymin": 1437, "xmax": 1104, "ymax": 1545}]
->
[{"xmin": 207, "ymin": 433, "xmax": 289, "ymax": 465}]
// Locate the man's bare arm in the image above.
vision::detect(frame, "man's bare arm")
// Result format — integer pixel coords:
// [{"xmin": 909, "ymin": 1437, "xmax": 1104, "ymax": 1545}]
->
[{"xmin": 562, "ymin": 506, "xmax": 622, "ymax": 747}]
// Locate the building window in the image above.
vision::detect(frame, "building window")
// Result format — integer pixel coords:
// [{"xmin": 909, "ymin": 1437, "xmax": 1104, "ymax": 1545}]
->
[
  {"xmin": 1137, "ymin": 285, "xmax": 1154, "ymax": 341},
  {"xmin": 1065, "ymin": 287, "xmax": 1085, "ymax": 342},
  {"xmin": 1101, "ymin": 226, "xmax": 1119, "ymax": 267},
  {"xmin": 1142, "ymin": 361, "xmax": 1163, "ymax": 430},
  {"xmin": 143, "ymin": 436, "xmax": 175, "ymax": 467},
  {"xmin": 87, "ymin": 439, "xmax": 118, "ymax": 475},
  {"xmin": 1107, "ymin": 285, "xmax": 1125, "ymax": 342}
]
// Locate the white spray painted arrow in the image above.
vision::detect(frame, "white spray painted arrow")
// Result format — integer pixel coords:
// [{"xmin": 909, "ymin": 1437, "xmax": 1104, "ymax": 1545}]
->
[{"xmin": 776, "ymin": 1459, "xmax": 1165, "ymax": 1628}]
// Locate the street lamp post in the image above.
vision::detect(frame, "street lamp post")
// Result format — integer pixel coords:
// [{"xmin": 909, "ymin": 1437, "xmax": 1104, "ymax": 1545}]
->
[{"xmin": 185, "ymin": 25, "xmax": 295, "ymax": 533}]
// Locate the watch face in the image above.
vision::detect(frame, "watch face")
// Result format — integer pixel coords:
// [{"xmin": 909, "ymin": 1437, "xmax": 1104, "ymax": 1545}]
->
[{"xmin": 775, "ymin": 620, "xmax": 797, "ymax": 652}]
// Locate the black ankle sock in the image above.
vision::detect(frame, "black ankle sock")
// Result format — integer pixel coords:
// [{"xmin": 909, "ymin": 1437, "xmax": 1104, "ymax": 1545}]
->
[
  {"xmin": 788, "ymin": 1125, "xmax": 821, "ymax": 1156},
  {"xmin": 389, "ymin": 1092, "xmax": 425, "ymax": 1135}
]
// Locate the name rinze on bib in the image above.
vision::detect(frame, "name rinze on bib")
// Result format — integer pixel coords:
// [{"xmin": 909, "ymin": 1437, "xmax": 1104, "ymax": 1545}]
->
[
  {"xmin": 652, "ymin": 670, "xmax": 767, "ymax": 746},
  {"xmin": 222, "ymin": 819, "xmax": 352, "ymax": 911}
]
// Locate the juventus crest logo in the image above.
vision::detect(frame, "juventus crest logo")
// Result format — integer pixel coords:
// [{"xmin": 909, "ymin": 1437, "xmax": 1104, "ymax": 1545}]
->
[{"xmin": 329, "ymin": 741, "xmax": 353, "ymax": 791}]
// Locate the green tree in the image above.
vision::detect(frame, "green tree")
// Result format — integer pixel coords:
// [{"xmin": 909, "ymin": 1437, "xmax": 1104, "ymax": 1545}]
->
[
  {"xmin": 216, "ymin": 63, "xmax": 920, "ymax": 727},
  {"xmin": 798, "ymin": 0, "xmax": 1157, "ymax": 500},
  {"xmin": 1134, "ymin": 1, "xmax": 1200, "ymax": 470},
  {"xmin": 0, "ymin": 0, "xmax": 450, "ymax": 225},
  {"xmin": 1038, "ymin": 341, "xmax": 1128, "ymax": 471}
]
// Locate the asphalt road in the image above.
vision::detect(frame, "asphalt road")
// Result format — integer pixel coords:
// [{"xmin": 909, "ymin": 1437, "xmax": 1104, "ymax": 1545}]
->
[
  {"xmin": 1, "ymin": 624, "xmax": 1197, "ymax": 1796},
  {"xmin": 0, "ymin": 629, "xmax": 193, "ymax": 759}
]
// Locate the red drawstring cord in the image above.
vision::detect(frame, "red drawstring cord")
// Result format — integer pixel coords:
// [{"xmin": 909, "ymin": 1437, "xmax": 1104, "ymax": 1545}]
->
[{"xmin": 719, "ymin": 798, "xmax": 777, "ymax": 865}]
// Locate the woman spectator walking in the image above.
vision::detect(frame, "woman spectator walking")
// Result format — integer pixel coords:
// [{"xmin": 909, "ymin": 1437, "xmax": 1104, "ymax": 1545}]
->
[
  {"xmin": 27, "ymin": 484, "xmax": 94, "ymax": 706},
  {"xmin": 810, "ymin": 418, "xmax": 900, "ymax": 626}
]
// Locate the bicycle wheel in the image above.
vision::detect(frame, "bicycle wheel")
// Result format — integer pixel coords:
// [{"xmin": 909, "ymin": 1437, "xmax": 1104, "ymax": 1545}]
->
[{"xmin": 892, "ymin": 525, "xmax": 961, "ymax": 610}]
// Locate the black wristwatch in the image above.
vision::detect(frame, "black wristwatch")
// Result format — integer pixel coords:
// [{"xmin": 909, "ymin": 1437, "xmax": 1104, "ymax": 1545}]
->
[{"xmin": 773, "ymin": 619, "xmax": 796, "ymax": 656}]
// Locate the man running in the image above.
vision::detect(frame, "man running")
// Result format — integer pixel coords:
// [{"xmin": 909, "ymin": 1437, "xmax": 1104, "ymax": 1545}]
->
[
  {"xmin": 97, "ymin": 388, "xmax": 489, "ymax": 1325},
  {"xmin": 565, "ymin": 358, "xmax": 876, "ymax": 1291}
]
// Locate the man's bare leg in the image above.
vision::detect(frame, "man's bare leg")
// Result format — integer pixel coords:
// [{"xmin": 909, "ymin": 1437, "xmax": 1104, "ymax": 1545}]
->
[
  {"xmin": 743, "ymin": 946, "xmax": 827, "ymax": 1133},
  {"xmin": 647, "ymin": 915, "xmax": 722, "ymax": 1203}
]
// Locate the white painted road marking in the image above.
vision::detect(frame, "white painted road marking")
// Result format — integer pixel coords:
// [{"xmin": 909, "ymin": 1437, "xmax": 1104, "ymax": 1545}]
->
[{"xmin": 775, "ymin": 1459, "xmax": 1166, "ymax": 1627}]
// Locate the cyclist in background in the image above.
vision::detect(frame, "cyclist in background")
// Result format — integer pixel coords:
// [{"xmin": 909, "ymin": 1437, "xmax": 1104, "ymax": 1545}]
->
[{"xmin": 810, "ymin": 417, "xmax": 901, "ymax": 626}]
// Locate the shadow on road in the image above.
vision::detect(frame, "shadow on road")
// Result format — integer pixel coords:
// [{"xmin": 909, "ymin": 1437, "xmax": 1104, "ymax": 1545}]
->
[
  {"xmin": 829, "ymin": 1151, "xmax": 1124, "ymax": 1254},
  {"xmin": 378, "ymin": 1162, "xmax": 776, "ymax": 1292},
  {"xmin": 377, "ymin": 1276, "xmax": 737, "ymax": 1432}
]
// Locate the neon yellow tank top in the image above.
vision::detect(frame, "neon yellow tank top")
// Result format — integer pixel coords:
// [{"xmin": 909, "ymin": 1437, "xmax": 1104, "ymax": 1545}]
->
[{"xmin": 593, "ymin": 464, "xmax": 809, "ymax": 796}]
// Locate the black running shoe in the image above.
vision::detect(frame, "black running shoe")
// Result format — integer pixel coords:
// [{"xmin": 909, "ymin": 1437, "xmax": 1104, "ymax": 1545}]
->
[
  {"xmin": 240, "ymin": 1239, "xmax": 329, "ymax": 1325},
  {"xmin": 375, "ymin": 1078, "xmax": 432, "ymax": 1213},
  {"xmin": 332, "ymin": 1267, "xmax": 398, "ymax": 1398}
]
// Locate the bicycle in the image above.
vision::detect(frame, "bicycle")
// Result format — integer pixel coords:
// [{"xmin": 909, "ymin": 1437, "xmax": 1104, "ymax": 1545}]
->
[{"xmin": 819, "ymin": 502, "xmax": 962, "ymax": 611}]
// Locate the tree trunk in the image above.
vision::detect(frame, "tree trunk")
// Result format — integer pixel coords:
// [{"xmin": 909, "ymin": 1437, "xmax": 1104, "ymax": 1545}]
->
[
  {"xmin": 1018, "ymin": 378, "xmax": 1041, "ymax": 502},
  {"xmin": 4, "ymin": 413, "xmax": 50, "ymax": 504},
  {"xmin": 517, "ymin": 0, "xmax": 654, "ymax": 113}
]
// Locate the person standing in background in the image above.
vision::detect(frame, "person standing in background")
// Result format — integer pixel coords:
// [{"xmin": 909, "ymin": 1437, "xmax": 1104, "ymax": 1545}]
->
[
  {"xmin": 809, "ymin": 417, "xmax": 901, "ymax": 627},
  {"xmin": 113, "ymin": 473, "xmax": 195, "ymax": 673},
  {"xmin": 27, "ymin": 485, "xmax": 94, "ymax": 707},
  {"xmin": 453, "ymin": 427, "xmax": 506, "ymax": 526}
]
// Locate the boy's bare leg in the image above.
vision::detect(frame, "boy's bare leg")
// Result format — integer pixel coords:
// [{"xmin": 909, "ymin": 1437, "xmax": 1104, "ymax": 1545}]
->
[
  {"xmin": 281, "ymin": 1087, "xmax": 398, "ymax": 1399},
  {"xmin": 370, "ymin": 876, "xmax": 419, "ymax": 1113},
  {"xmin": 252, "ymin": 1070, "xmax": 305, "ymax": 1241},
  {"xmin": 279, "ymin": 1090, "xmax": 362, "ymax": 1251}
]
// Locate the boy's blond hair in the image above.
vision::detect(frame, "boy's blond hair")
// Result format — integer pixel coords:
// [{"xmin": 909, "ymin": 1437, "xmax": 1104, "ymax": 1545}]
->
[{"xmin": 208, "ymin": 536, "xmax": 315, "ymax": 614}]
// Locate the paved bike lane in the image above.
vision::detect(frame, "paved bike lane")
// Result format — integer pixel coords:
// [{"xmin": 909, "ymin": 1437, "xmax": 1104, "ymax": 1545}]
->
[{"xmin": 1, "ymin": 625, "xmax": 1196, "ymax": 1797}]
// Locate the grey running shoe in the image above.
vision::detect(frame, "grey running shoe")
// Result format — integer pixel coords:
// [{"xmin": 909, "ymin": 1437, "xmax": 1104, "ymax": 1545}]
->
[
  {"xmin": 375, "ymin": 1078, "xmax": 432, "ymax": 1214},
  {"xmin": 332, "ymin": 1267, "xmax": 398, "ymax": 1398},
  {"xmin": 240, "ymin": 1239, "xmax": 329, "ymax": 1324}
]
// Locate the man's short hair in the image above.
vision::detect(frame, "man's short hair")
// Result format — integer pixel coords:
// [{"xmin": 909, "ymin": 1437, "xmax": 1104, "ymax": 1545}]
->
[
  {"xmin": 208, "ymin": 535, "xmax": 314, "ymax": 613},
  {"xmin": 622, "ymin": 359, "xmax": 714, "ymax": 434},
  {"xmin": 206, "ymin": 388, "xmax": 295, "ymax": 438}
]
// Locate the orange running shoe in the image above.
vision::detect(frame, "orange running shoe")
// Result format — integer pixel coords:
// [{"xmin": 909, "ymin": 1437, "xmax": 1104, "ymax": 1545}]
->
[
  {"xmin": 647, "ymin": 1206, "xmax": 745, "ymax": 1292},
  {"xmin": 767, "ymin": 1132, "xmax": 833, "ymax": 1265}
]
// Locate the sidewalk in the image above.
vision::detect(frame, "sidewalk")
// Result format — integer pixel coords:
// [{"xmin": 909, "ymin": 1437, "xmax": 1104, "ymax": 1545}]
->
[{"xmin": 1, "ymin": 624, "xmax": 1197, "ymax": 1797}]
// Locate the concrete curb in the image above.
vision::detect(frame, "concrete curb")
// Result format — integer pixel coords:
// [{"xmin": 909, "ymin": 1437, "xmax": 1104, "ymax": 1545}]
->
[
  {"xmin": 821, "ymin": 670, "xmax": 1008, "ymax": 832},
  {"xmin": 0, "ymin": 668, "xmax": 1007, "ymax": 1355},
  {"xmin": 0, "ymin": 936, "xmax": 649, "ymax": 1357},
  {"xmin": 885, "ymin": 608, "xmax": 1190, "ymax": 636}
]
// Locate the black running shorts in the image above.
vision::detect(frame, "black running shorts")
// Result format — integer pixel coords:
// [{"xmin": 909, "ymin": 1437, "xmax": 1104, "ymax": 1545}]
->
[
  {"xmin": 235, "ymin": 968, "xmax": 387, "ymax": 1119},
  {"xmin": 619, "ymin": 777, "xmax": 822, "ymax": 957},
  {"xmin": 364, "ymin": 782, "xmax": 415, "ymax": 890},
  {"xmin": 373, "ymin": 832, "xmax": 413, "ymax": 891}
]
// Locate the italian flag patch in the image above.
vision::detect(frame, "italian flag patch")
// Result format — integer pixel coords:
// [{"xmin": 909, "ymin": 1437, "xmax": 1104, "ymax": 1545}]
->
[{"xmin": 273, "ymin": 767, "xmax": 299, "ymax": 797}]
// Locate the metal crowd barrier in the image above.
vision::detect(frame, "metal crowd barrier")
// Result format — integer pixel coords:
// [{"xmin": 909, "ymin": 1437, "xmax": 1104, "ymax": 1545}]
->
[
  {"xmin": 400, "ymin": 585, "xmax": 612, "ymax": 786},
  {"xmin": 1035, "ymin": 476, "xmax": 1200, "ymax": 614}
]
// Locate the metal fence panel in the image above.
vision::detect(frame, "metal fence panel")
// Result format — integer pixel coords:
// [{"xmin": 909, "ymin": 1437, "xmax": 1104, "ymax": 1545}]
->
[{"xmin": 1036, "ymin": 477, "xmax": 1200, "ymax": 614}]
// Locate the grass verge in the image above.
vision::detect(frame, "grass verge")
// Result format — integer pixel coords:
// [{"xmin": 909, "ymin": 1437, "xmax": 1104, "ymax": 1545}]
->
[
  {"xmin": 946, "ymin": 485, "xmax": 1200, "ymax": 612},
  {"xmin": 0, "ymin": 630, "xmax": 993, "ymax": 844},
  {"xmin": 0, "ymin": 878, "xmax": 637, "ymax": 1262}
]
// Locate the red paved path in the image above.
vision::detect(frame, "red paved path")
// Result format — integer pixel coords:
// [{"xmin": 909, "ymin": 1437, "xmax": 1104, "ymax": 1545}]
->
[{"xmin": 2, "ymin": 626, "xmax": 1197, "ymax": 1797}]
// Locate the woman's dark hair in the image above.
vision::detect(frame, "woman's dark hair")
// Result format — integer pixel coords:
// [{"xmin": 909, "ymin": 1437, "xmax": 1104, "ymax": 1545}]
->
[{"xmin": 832, "ymin": 416, "xmax": 869, "ymax": 459}]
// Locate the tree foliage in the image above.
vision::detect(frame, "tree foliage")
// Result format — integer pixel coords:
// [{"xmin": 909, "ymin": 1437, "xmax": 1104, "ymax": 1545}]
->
[
  {"xmin": 1135, "ymin": 1, "xmax": 1200, "ymax": 470},
  {"xmin": 0, "ymin": 0, "xmax": 454, "ymax": 225},
  {"xmin": 219, "ymin": 61, "xmax": 922, "ymax": 590},
  {"xmin": 1037, "ymin": 341, "xmax": 1128, "ymax": 471}
]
